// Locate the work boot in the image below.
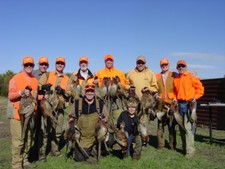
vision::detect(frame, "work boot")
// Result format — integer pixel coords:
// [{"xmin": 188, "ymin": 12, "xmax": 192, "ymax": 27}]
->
[
  {"xmin": 51, "ymin": 150, "xmax": 63, "ymax": 157},
  {"xmin": 39, "ymin": 155, "xmax": 47, "ymax": 162},
  {"xmin": 23, "ymin": 162, "xmax": 37, "ymax": 168}
]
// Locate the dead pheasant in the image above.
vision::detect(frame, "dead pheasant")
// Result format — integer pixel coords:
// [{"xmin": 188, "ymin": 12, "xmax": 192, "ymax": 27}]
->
[
  {"xmin": 19, "ymin": 86, "xmax": 37, "ymax": 141},
  {"xmin": 138, "ymin": 115, "xmax": 149, "ymax": 146},
  {"xmin": 169, "ymin": 101, "xmax": 186, "ymax": 132},
  {"xmin": 139, "ymin": 87, "xmax": 156, "ymax": 118},
  {"xmin": 95, "ymin": 117, "xmax": 109, "ymax": 161}
]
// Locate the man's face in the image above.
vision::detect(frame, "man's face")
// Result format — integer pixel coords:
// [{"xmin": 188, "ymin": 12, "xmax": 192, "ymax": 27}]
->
[
  {"xmin": 105, "ymin": 59, "xmax": 114, "ymax": 69},
  {"xmin": 160, "ymin": 64, "xmax": 169, "ymax": 73},
  {"xmin": 136, "ymin": 60, "xmax": 146, "ymax": 72},
  {"xmin": 39, "ymin": 62, "xmax": 49, "ymax": 73},
  {"xmin": 177, "ymin": 64, "xmax": 187, "ymax": 74},
  {"xmin": 24, "ymin": 63, "xmax": 34, "ymax": 74},
  {"xmin": 55, "ymin": 62, "xmax": 65, "ymax": 73},
  {"xmin": 85, "ymin": 90, "xmax": 95, "ymax": 100},
  {"xmin": 79, "ymin": 61, "xmax": 88, "ymax": 71}
]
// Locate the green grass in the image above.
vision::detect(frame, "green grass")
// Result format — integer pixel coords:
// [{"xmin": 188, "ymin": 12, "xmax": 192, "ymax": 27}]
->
[{"xmin": 1, "ymin": 96, "xmax": 225, "ymax": 169}]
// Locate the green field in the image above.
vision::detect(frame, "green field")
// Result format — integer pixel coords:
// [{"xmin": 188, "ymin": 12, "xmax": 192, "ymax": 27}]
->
[{"xmin": 1, "ymin": 96, "xmax": 225, "ymax": 169}]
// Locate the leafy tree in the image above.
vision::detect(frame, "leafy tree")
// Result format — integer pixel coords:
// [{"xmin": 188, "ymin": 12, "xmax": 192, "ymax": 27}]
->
[{"xmin": 0, "ymin": 70, "xmax": 15, "ymax": 97}]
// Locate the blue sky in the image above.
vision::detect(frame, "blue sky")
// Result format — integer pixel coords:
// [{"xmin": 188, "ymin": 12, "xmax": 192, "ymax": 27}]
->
[{"xmin": 0, "ymin": 0, "xmax": 225, "ymax": 79}]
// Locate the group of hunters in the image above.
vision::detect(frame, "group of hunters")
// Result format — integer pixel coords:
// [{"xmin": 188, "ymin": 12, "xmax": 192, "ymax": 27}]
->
[{"xmin": 7, "ymin": 54, "xmax": 204, "ymax": 169}]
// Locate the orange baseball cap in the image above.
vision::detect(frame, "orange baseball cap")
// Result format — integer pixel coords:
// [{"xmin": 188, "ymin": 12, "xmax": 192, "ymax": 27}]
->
[
  {"xmin": 160, "ymin": 58, "xmax": 169, "ymax": 65},
  {"xmin": 56, "ymin": 57, "xmax": 65, "ymax": 63},
  {"xmin": 136, "ymin": 55, "xmax": 146, "ymax": 63},
  {"xmin": 84, "ymin": 83, "xmax": 95, "ymax": 91},
  {"xmin": 79, "ymin": 56, "xmax": 88, "ymax": 63},
  {"xmin": 104, "ymin": 54, "xmax": 114, "ymax": 61},
  {"xmin": 23, "ymin": 56, "xmax": 34, "ymax": 64},
  {"xmin": 39, "ymin": 56, "xmax": 49, "ymax": 64},
  {"xmin": 177, "ymin": 60, "xmax": 187, "ymax": 66}
]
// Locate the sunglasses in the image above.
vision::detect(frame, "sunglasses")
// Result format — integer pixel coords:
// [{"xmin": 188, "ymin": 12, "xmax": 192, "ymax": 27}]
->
[
  {"xmin": 56, "ymin": 62, "xmax": 65, "ymax": 65},
  {"xmin": 136, "ymin": 61, "xmax": 145, "ymax": 65},
  {"xmin": 40, "ymin": 63, "xmax": 49, "ymax": 66},
  {"xmin": 161, "ymin": 64, "xmax": 168, "ymax": 67},
  {"xmin": 24, "ymin": 63, "xmax": 34, "ymax": 67},
  {"xmin": 177, "ymin": 64, "xmax": 186, "ymax": 68}
]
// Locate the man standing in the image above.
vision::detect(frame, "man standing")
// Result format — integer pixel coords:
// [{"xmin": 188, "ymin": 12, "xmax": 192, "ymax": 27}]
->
[
  {"xmin": 32, "ymin": 56, "xmax": 49, "ymax": 161},
  {"xmin": 32, "ymin": 56, "xmax": 49, "ymax": 80},
  {"xmin": 173, "ymin": 60, "xmax": 204, "ymax": 158},
  {"xmin": 126, "ymin": 55, "xmax": 158, "ymax": 100},
  {"xmin": 156, "ymin": 58, "xmax": 177, "ymax": 150},
  {"xmin": 8, "ymin": 56, "xmax": 38, "ymax": 169},
  {"xmin": 67, "ymin": 56, "xmax": 95, "ymax": 99},
  {"xmin": 39, "ymin": 57, "xmax": 69, "ymax": 158},
  {"xmin": 96, "ymin": 54, "xmax": 126, "ymax": 87},
  {"xmin": 96, "ymin": 54, "xmax": 126, "ymax": 123}
]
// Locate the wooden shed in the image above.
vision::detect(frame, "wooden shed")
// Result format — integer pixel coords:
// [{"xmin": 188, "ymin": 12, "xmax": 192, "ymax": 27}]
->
[{"xmin": 197, "ymin": 78, "xmax": 225, "ymax": 130}]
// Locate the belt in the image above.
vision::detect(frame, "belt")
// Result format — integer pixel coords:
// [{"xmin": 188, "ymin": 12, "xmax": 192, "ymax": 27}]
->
[{"xmin": 178, "ymin": 100, "xmax": 188, "ymax": 103}]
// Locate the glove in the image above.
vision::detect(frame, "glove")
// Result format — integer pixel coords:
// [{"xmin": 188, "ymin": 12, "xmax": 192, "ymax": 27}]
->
[
  {"xmin": 41, "ymin": 83, "xmax": 52, "ymax": 92},
  {"xmin": 55, "ymin": 86, "xmax": 65, "ymax": 95}
]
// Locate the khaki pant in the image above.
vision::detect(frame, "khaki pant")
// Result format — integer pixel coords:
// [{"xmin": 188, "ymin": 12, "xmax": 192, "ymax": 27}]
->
[
  {"xmin": 179, "ymin": 115, "xmax": 195, "ymax": 154},
  {"xmin": 10, "ymin": 119, "xmax": 31, "ymax": 169}
]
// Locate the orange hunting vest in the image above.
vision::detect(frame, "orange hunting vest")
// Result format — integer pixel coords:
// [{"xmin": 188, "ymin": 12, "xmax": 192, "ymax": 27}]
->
[{"xmin": 46, "ymin": 71, "xmax": 69, "ymax": 90}]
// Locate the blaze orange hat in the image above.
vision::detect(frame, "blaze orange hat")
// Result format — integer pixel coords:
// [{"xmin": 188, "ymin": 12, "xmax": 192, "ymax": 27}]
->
[
  {"xmin": 23, "ymin": 56, "xmax": 34, "ymax": 64},
  {"xmin": 160, "ymin": 58, "xmax": 169, "ymax": 65},
  {"xmin": 39, "ymin": 56, "xmax": 49, "ymax": 64},
  {"xmin": 177, "ymin": 60, "xmax": 187, "ymax": 66},
  {"xmin": 136, "ymin": 55, "xmax": 146, "ymax": 63},
  {"xmin": 84, "ymin": 83, "xmax": 95, "ymax": 91},
  {"xmin": 104, "ymin": 54, "xmax": 114, "ymax": 61},
  {"xmin": 79, "ymin": 56, "xmax": 88, "ymax": 63},
  {"xmin": 56, "ymin": 57, "xmax": 65, "ymax": 63}
]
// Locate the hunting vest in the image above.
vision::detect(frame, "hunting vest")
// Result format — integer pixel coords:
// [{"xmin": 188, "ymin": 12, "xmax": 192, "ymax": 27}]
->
[
  {"xmin": 72, "ymin": 69, "xmax": 95, "ymax": 86},
  {"xmin": 7, "ymin": 72, "xmax": 38, "ymax": 120},
  {"xmin": 156, "ymin": 71, "xmax": 175, "ymax": 104},
  {"xmin": 75, "ymin": 98, "xmax": 104, "ymax": 148},
  {"xmin": 46, "ymin": 71, "xmax": 69, "ymax": 90}
]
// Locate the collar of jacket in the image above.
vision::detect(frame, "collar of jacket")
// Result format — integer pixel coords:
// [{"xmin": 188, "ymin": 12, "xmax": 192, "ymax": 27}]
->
[
  {"xmin": 77, "ymin": 69, "xmax": 94, "ymax": 80},
  {"xmin": 54, "ymin": 70, "xmax": 65, "ymax": 77}
]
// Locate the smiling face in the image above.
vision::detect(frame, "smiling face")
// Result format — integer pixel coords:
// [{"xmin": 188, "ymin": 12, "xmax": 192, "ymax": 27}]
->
[
  {"xmin": 160, "ymin": 63, "xmax": 169, "ymax": 73},
  {"xmin": 85, "ymin": 90, "xmax": 95, "ymax": 101},
  {"xmin": 136, "ymin": 60, "xmax": 146, "ymax": 72},
  {"xmin": 128, "ymin": 107, "xmax": 136, "ymax": 117},
  {"xmin": 39, "ymin": 62, "xmax": 49, "ymax": 73},
  {"xmin": 177, "ymin": 64, "xmax": 187, "ymax": 74},
  {"xmin": 55, "ymin": 61, "xmax": 65, "ymax": 73},
  {"xmin": 23, "ymin": 63, "xmax": 34, "ymax": 74},
  {"xmin": 79, "ymin": 61, "xmax": 88, "ymax": 71},
  {"xmin": 105, "ymin": 59, "xmax": 114, "ymax": 69}
]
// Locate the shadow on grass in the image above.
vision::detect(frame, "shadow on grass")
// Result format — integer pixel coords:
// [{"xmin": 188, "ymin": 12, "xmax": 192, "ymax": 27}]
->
[{"xmin": 195, "ymin": 134, "xmax": 225, "ymax": 145}]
